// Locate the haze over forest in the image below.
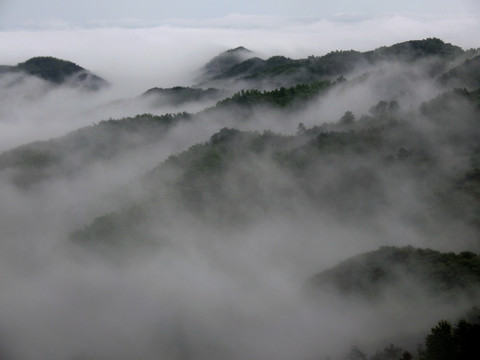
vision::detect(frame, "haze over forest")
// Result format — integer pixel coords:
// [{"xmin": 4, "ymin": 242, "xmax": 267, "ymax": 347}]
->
[{"xmin": 1, "ymin": 3, "xmax": 480, "ymax": 360}]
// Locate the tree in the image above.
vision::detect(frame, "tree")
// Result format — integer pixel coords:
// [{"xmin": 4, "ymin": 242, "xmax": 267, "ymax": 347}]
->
[
  {"xmin": 421, "ymin": 317, "xmax": 480, "ymax": 360},
  {"xmin": 346, "ymin": 346, "xmax": 367, "ymax": 360},
  {"xmin": 297, "ymin": 122, "xmax": 306, "ymax": 135},
  {"xmin": 400, "ymin": 351, "xmax": 413, "ymax": 360},
  {"xmin": 422, "ymin": 320, "xmax": 455, "ymax": 360},
  {"xmin": 371, "ymin": 344, "xmax": 403, "ymax": 360},
  {"xmin": 369, "ymin": 100, "xmax": 399, "ymax": 116},
  {"xmin": 452, "ymin": 319, "xmax": 480, "ymax": 360},
  {"xmin": 340, "ymin": 111, "xmax": 355, "ymax": 125}
]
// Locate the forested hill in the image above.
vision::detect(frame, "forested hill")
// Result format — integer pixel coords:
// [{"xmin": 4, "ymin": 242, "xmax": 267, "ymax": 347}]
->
[
  {"xmin": 71, "ymin": 86, "xmax": 480, "ymax": 251},
  {"xmin": 197, "ymin": 46, "xmax": 254, "ymax": 82},
  {"xmin": 0, "ymin": 113, "xmax": 191, "ymax": 187},
  {"xmin": 308, "ymin": 246, "xmax": 480, "ymax": 359},
  {"xmin": 438, "ymin": 55, "xmax": 480, "ymax": 90},
  {"xmin": 309, "ymin": 246, "xmax": 480, "ymax": 298},
  {"xmin": 198, "ymin": 38, "xmax": 468, "ymax": 88},
  {"xmin": 0, "ymin": 78, "xmax": 339, "ymax": 187},
  {"xmin": 141, "ymin": 86, "xmax": 223, "ymax": 106},
  {"xmin": 2, "ymin": 38, "xmax": 480, "ymax": 193},
  {"xmin": 0, "ymin": 56, "xmax": 108, "ymax": 89}
]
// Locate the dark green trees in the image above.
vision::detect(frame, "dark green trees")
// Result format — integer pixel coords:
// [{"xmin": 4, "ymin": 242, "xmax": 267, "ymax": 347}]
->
[
  {"xmin": 421, "ymin": 318, "xmax": 480, "ymax": 360},
  {"xmin": 17, "ymin": 56, "xmax": 84, "ymax": 83},
  {"xmin": 340, "ymin": 111, "xmax": 356, "ymax": 125}
]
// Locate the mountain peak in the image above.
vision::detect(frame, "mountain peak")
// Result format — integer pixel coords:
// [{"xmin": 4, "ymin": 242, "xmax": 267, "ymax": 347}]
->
[
  {"xmin": 12, "ymin": 56, "xmax": 108, "ymax": 90},
  {"xmin": 18, "ymin": 56, "xmax": 85, "ymax": 83},
  {"xmin": 371, "ymin": 38, "xmax": 463, "ymax": 60},
  {"xmin": 226, "ymin": 46, "xmax": 252, "ymax": 54},
  {"xmin": 197, "ymin": 46, "xmax": 256, "ymax": 83}
]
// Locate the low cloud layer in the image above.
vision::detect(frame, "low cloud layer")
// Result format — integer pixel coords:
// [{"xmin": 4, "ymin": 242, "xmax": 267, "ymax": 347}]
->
[
  {"xmin": 0, "ymin": 13, "xmax": 478, "ymax": 149},
  {"xmin": 1, "ymin": 13, "xmax": 479, "ymax": 90}
]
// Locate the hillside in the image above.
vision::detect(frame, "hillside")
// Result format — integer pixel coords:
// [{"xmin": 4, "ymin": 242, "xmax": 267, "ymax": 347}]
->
[
  {"xmin": 198, "ymin": 38, "xmax": 466, "ymax": 88},
  {"xmin": 141, "ymin": 86, "xmax": 223, "ymax": 106},
  {"xmin": 309, "ymin": 246, "xmax": 480, "ymax": 299},
  {"xmin": 70, "ymin": 87, "xmax": 480, "ymax": 251},
  {"xmin": 0, "ymin": 78, "xmax": 336, "ymax": 188},
  {"xmin": 438, "ymin": 55, "xmax": 480, "ymax": 90},
  {"xmin": 196, "ymin": 46, "xmax": 255, "ymax": 83},
  {"xmin": 0, "ymin": 56, "xmax": 108, "ymax": 89},
  {"xmin": 0, "ymin": 113, "xmax": 190, "ymax": 187},
  {"xmin": 0, "ymin": 79, "xmax": 342, "ymax": 187}
]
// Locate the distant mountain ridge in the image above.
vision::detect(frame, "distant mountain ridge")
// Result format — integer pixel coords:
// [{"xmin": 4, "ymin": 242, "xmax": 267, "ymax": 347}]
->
[
  {"xmin": 3, "ymin": 37, "xmax": 480, "ymax": 190},
  {"xmin": 198, "ymin": 38, "xmax": 467, "ymax": 88},
  {"xmin": 0, "ymin": 56, "xmax": 108, "ymax": 90}
]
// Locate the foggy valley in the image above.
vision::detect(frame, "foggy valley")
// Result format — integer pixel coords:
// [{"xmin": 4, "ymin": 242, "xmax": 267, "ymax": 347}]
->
[{"xmin": 1, "ymin": 13, "xmax": 480, "ymax": 360}]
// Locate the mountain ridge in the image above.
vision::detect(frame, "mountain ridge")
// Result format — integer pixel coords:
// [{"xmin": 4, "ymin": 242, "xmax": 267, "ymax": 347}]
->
[{"xmin": 197, "ymin": 38, "xmax": 467, "ymax": 88}]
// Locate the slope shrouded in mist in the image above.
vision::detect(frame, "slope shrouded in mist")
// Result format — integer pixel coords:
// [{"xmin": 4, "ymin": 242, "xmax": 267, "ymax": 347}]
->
[
  {"xmin": 197, "ymin": 38, "xmax": 467, "ymax": 89},
  {"xmin": 0, "ymin": 56, "xmax": 108, "ymax": 89},
  {"xmin": 196, "ymin": 46, "xmax": 255, "ymax": 83},
  {"xmin": 310, "ymin": 246, "xmax": 480, "ymax": 298},
  {"xmin": 1, "ymin": 36, "xmax": 480, "ymax": 360}
]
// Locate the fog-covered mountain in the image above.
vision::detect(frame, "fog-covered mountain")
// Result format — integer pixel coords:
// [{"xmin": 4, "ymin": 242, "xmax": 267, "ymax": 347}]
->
[
  {"xmin": 197, "ymin": 38, "xmax": 469, "ymax": 89},
  {"xmin": 0, "ymin": 56, "xmax": 108, "ymax": 90},
  {"xmin": 1, "ymin": 38, "xmax": 480, "ymax": 360},
  {"xmin": 310, "ymin": 246, "xmax": 480, "ymax": 299},
  {"xmin": 196, "ymin": 46, "xmax": 255, "ymax": 83}
]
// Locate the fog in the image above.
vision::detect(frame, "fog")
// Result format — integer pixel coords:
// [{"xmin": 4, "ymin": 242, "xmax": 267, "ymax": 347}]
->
[
  {"xmin": 1, "ymin": 13, "xmax": 479, "ymax": 147},
  {"xmin": 1, "ymin": 13, "xmax": 480, "ymax": 87},
  {"xmin": 0, "ymin": 18, "xmax": 479, "ymax": 360}
]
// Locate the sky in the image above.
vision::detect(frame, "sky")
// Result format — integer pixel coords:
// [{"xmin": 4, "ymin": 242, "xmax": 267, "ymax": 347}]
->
[{"xmin": 0, "ymin": 0, "xmax": 479, "ymax": 28}]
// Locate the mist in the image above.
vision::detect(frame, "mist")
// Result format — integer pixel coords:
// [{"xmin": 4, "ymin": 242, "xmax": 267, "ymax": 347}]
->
[
  {"xmin": 0, "ymin": 15, "xmax": 480, "ymax": 360},
  {"xmin": 1, "ymin": 12, "xmax": 479, "ymax": 146}
]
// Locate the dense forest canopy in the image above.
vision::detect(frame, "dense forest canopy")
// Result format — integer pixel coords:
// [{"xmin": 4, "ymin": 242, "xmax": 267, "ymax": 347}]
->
[{"xmin": 0, "ymin": 56, "xmax": 108, "ymax": 89}]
